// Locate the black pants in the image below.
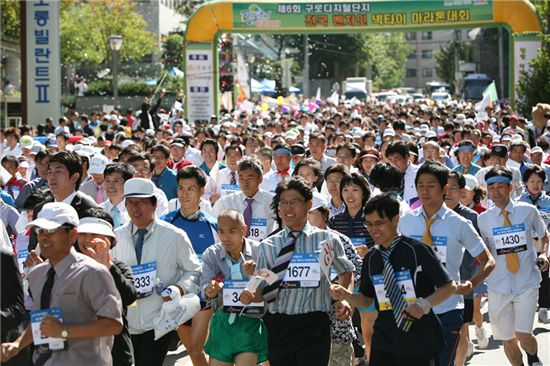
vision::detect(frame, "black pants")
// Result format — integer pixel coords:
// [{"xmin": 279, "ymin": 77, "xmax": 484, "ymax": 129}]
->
[
  {"xmin": 539, "ymin": 254, "xmax": 550, "ymax": 308},
  {"xmin": 130, "ymin": 330, "xmax": 173, "ymax": 366},
  {"xmin": 370, "ymin": 348, "xmax": 439, "ymax": 366},
  {"xmin": 263, "ymin": 312, "xmax": 331, "ymax": 366}
]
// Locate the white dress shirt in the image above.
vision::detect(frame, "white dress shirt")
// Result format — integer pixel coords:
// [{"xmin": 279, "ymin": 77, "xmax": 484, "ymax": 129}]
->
[
  {"xmin": 211, "ymin": 189, "xmax": 277, "ymax": 240},
  {"xmin": 204, "ymin": 167, "xmax": 240, "ymax": 200},
  {"xmin": 260, "ymin": 170, "xmax": 291, "ymax": 193},
  {"xmin": 99, "ymin": 199, "xmax": 129, "ymax": 227},
  {"xmin": 478, "ymin": 200, "xmax": 546, "ymax": 295},
  {"xmin": 153, "ymin": 187, "xmax": 169, "ymax": 217},
  {"xmin": 112, "ymin": 218, "xmax": 201, "ymax": 334},
  {"xmin": 403, "ymin": 163, "xmax": 420, "ymax": 207},
  {"xmin": 399, "ymin": 204, "xmax": 486, "ymax": 314}
]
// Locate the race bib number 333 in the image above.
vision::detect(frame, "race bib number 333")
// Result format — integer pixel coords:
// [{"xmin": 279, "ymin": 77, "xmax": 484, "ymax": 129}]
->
[{"xmin": 131, "ymin": 262, "xmax": 157, "ymax": 299}]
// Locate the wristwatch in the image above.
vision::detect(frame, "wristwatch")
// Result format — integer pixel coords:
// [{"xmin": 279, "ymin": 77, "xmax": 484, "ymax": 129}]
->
[{"xmin": 60, "ymin": 326, "xmax": 69, "ymax": 339}]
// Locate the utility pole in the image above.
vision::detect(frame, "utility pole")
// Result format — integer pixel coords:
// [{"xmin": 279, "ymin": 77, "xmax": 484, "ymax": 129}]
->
[
  {"xmin": 303, "ymin": 35, "xmax": 309, "ymax": 98},
  {"xmin": 498, "ymin": 27, "xmax": 504, "ymax": 99}
]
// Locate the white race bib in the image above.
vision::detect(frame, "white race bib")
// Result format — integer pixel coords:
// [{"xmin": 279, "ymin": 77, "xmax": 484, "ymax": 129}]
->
[
  {"xmin": 17, "ymin": 249, "xmax": 28, "ymax": 274},
  {"xmin": 412, "ymin": 235, "xmax": 447, "ymax": 264},
  {"xmin": 492, "ymin": 224, "xmax": 528, "ymax": 255},
  {"xmin": 372, "ymin": 270, "xmax": 417, "ymax": 311},
  {"xmin": 283, "ymin": 253, "xmax": 321, "ymax": 288},
  {"xmin": 248, "ymin": 218, "xmax": 267, "ymax": 240},
  {"xmin": 30, "ymin": 308, "xmax": 66, "ymax": 351},
  {"xmin": 222, "ymin": 280, "xmax": 264, "ymax": 314},
  {"xmin": 350, "ymin": 237, "xmax": 366, "ymax": 247},
  {"xmin": 131, "ymin": 262, "xmax": 157, "ymax": 299},
  {"xmin": 221, "ymin": 184, "xmax": 240, "ymax": 196}
]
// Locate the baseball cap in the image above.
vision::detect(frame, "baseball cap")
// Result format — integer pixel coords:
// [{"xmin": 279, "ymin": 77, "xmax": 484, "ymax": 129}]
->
[
  {"xmin": 171, "ymin": 138, "xmax": 186, "ymax": 148},
  {"xmin": 78, "ymin": 217, "xmax": 115, "ymax": 238},
  {"xmin": 491, "ymin": 144, "xmax": 508, "ymax": 157},
  {"xmin": 291, "ymin": 144, "xmax": 306, "ymax": 156},
  {"xmin": 425, "ymin": 131, "xmax": 437, "ymax": 139},
  {"xmin": 124, "ymin": 178, "xmax": 155, "ymax": 198},
  {"xmin": 88, "ymin": 154, "xmax": 109, "ymax": 175},
  {"xmin": 27, "ymin": 202, "xmax": 79, "ymax": 230},
  {"xmin": 383, "ymin": 128, "xmax": 395, "ymax": 137},
  {"xmin": 532, "ymin": 146, "xmax": 544, "ymax": 155},
  {"xmin": 20, "ymin": 136, "xmax": 34, "ymax": 149}
]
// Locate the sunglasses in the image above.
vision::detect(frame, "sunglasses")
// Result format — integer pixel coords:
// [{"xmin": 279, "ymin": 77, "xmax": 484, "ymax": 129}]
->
[{"xmin": 34, "ymin": 225, "xmax": 72, "ymax": 235}]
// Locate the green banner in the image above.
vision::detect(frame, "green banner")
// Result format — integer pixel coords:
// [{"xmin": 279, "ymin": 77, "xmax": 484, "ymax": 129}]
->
[{"xmin": 233, "ymin": 1, "xmax": 493, "ymax": 30}]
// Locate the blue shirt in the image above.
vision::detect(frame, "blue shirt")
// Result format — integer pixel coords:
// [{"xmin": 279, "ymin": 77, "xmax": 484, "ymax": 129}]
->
[
  {"xmin": 0, "ymin": 190, "xmax": 15, "ymax": 207},
  {"xmin": 161, "ymin": 209, "xmax": 218, "ymax": 255},
  {"xmin": 152, "ymin": 167, "xmax": 178, "ymax": 200},
  {"xmin": 398, "ymin": 204, "xmax": 485, "ymax": 314},
  {"xmin": 199, "ymin": 161, "xmax": 226, "ymax": 177},
  {"xmin": 453, "ymin": 163, "xmax": 481, "ymax": 176}
]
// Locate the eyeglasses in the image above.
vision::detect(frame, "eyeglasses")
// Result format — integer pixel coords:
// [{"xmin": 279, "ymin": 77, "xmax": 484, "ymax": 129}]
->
[
  {"xmin": 34, "ymin": 226, "xmax": 71, "ymax": 235},
  {"xmin": 279, "ymin": 199, "xmax": 305, "ymax": 208}
]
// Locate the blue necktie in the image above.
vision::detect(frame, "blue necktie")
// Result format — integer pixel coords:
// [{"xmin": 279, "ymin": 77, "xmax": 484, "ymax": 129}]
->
[
  {"xmin": 227, "ymin": 259, "xmax": 243, "ymax": 324},
  {"xmin": 112, "ymin": 206, "xmax": 121, "ymax": 228},
  {"xmin": 135, "ymin": 228, "xmax": 148, "ymax": 265}
]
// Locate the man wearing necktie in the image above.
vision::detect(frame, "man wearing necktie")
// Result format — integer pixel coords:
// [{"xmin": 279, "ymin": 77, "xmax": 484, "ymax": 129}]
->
[
  {"xmin": 111, "ymin": 178, "xmax": 201, "ymax": 366},
  {"xmin": 332, "ymin": 194, "xmax": 456, "ymax": 366},
  {"xmin": 0, "ymin": 202, "xmax": 123, "ymax": 366},
  {"xmin": 240, "ymin": 177, "xmax": 354, "ymax": 366},
  {"xmin": 79, "ymin": 154, "xmax": 109, "ymax": 204},
  {"xmin": 399, "ymin": 162, "xmax": 494, "ymax": 366},
  {"xmin": 479, "ymin": 167, "xmax": 549, "ymax": 366},
  {"xmin": 99, "ymin": 163, "xmax": 135, "ymax": 228}
]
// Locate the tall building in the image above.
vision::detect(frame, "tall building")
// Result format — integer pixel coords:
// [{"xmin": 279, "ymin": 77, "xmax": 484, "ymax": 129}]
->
[{"xmin": 404, "ymin": 29, "xmax": 468, "ymax": 91}]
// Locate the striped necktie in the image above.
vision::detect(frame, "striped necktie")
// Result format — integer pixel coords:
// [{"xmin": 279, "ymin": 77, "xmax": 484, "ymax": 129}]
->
[
  {"xmin": 502, "ymin": 209, "xmax": 519, "ymax": 273},
  {"xmin": 230, "ymin": 171, "xmax": 237, "ymax": 185},
  {"xmin": 262, "ymin": 231, "xmax": 300, "ymax": 303},
  {"xmin": 380, "ymin": 242, "xmax": 413, "ymax": 332}
]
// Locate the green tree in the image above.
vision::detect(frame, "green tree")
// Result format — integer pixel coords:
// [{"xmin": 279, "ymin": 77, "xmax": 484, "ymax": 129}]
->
[
  {"xmin": 364, "ymin": 33, "xmax": 411, "ymax": 89},
  {"xmin": 435, "ymin": 42, "xmax": 473, "ymax": 91},
  {"xmin": 175, "ymin": 0, "xmax": 205, "ymax": 18},
  {"xmin": 517, "ymin": 1, "xmax": 550, "ymax": 114},
  {"xmin": 60, "ymin": 0, "xmax": 157, "ymax": 66},
  {"xmin": 1, "ymin": 0, "xmax": 20, "ymax": 38},
  {"xmin": 162, "ymin": 34, "xmax": 185, "ymax": 69},
  {"xmin": 517, "ymin": 47, "xmax": 550, "ymax": 116}
]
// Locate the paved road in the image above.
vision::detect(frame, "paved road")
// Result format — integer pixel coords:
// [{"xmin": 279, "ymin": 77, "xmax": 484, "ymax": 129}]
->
[{"xmin": 164, "ymin": 301, "xmax": 550, "ymax": 365}]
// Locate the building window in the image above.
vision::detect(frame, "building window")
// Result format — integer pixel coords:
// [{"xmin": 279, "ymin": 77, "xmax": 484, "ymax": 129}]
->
[
  {"xmin": 408, "ymin": 50, "xmax": 417, "ymax": 59},
  {"xmin": 421, "ymin": 50, "xmax": 433, "ymax": 59},
  {"xmin": 421, "ymin": 68, "xmax": 433, "ymax": 78},
  {"xmin": 455, "ymin": 30, "xmax": 462, "ymax": 41},
  {"xmin": 406, "ymin": 69, "xmax": 417, "ymax": 78},
  {"xmin": 421, "ymin": 31, "xmax": 432, "ymax": 40},
  {"xmin": 405, "ymin": 32, "xmax": 417, "ymax": 41}
]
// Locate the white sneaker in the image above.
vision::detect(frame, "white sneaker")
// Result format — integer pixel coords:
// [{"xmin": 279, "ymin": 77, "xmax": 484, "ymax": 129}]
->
[
  {"xmin": 475, "ymin": 325, "xmax": 489, "ymax": 349},
  {"xmin": 538, "ymin": 308, "xmax": 550, "ymax": 324},
  {"xmin": 466, "ymin": 340, "xmax": 474, "ymax": 358}
]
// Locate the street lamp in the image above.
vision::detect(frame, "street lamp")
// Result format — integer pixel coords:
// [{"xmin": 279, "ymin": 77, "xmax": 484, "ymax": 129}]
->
[{"xmin": 108, "ymin": 35, "xmax": 123, "ymax": 102}]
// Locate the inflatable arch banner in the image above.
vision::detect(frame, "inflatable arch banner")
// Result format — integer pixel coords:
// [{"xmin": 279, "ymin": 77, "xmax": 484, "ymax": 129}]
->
[{"xmin": 184, "ymin": 0, "xmax": 542, "ymax": 121}]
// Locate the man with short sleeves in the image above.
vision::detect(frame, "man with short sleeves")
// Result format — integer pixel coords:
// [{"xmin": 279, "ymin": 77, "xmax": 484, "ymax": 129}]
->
[
  {"xmin": 112, "ymin": 178, "xmax": 201, "ymax": 366},
  {"xmin": 240, "ymin": 177, "xmax": 354, "ymax": 366},
  {"xmin": 0, "ymin": 202, "xmax": 122, "ymax": 366},
  {"xmin": 211, "ymin": 158, "xmax": 276, "ymax": 241},
  {"xmin": 399, "ymin": 162, "xmax": 494, "ymax": 366},
  {"xmin": 331, "ymin": 194, "xmax": 456, "ymax": 366},
  {"xmin": 478, "ymin": 166, "xmax": 549, "ymax": 366}
]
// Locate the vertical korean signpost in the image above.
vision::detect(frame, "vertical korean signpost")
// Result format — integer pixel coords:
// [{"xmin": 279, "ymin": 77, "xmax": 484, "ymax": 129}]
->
[
  {"xmin": 185, "ymin": 43, "xmax": 215, "ymax": 123},
  {"xmin": 25, "ymin": 0, "xmax": 61, "ymax": 125}
]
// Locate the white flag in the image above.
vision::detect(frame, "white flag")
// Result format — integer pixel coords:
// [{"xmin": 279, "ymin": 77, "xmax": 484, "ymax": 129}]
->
[
  {"xmin": 315, "ymin": 87, "xmax": 321, "ymax": 101},
  {"xmin": 327, "ymin": 91, "xmax": 339, "ymax": 106}
]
